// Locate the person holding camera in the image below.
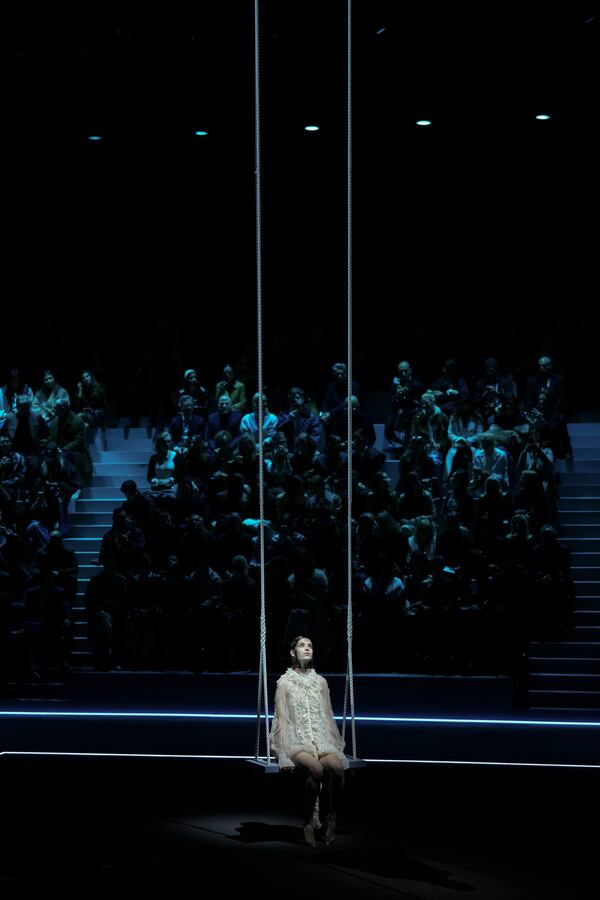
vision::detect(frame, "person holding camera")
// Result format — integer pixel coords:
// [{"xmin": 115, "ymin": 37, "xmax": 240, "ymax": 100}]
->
[{"xmin": 385, "ymin": 360, "xmax": 423, "ymax": 448}]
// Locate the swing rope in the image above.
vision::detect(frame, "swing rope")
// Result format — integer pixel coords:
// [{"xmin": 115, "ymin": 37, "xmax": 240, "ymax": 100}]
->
[
  {"xmin": 253, "ymin": 0, "xmax": 358, "ymax": 767},
  {"xmin": 341, "ymin": 0, "xmax": 357, "ymax": 761},
  {"xmin": 253, "ymin": 0, "xmax": 271, "ymax": 766}
]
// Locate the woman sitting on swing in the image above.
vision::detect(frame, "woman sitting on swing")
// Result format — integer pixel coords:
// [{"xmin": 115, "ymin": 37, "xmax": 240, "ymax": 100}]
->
[{"xmin": 270, "ymin": 635, "xmax": 347, "ymax": 847}]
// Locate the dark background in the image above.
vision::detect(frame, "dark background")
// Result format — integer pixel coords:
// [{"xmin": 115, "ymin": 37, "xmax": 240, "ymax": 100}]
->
[{"xmin": 5, "ymin": 2, "xmax": 598, "ymax": 414}]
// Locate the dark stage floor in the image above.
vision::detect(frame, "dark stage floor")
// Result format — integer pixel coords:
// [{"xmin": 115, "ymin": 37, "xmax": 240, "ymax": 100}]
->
[{"xmin": 1, "ymin": 758, "xmax": 597, "ymax": 899}]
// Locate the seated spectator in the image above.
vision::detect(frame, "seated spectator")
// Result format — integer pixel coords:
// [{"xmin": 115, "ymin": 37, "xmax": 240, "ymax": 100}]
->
[
  {"xmin": 305, "ymin": 474, "xmax": 342, "ymax": 518},
  {"xmin": 448, "ymin": 400, "xmax": 485, "ymax": 447},
  {"xmin": 385, "ymin": 360, "xmax": 423, "ymax": 448},
  {"xmin": 474, "ymin": 475, "xmax": 510, "ymax": 549},
  {"xmin": 320, "ymin": 362, "xmax": 359, "ymax": 427},
  {"xmin": 517, "ymin": 430, "xmax": 555, "ymax": 488},
  {"xmin": 523, "ymin": 356, "xmax": 571, "ymax": 460},
  {"xmin": 314, "ymin": 433, "xmax": 348, "ymax": 490},
  {"xmin": 84, "ymin": 558, "xmax": 129, "ymax": 670},
  {"xmin": 49, "ymin": 398, "xmax": 93, "ymax": 486},
  {"xmin": 352, "ymin": 428, "xmax": 385, "ymax": 482},
  {"xmin": 73, "ymin": 369, "xmax": 108, "ymax": 450},
  {"xmin": 180, "ymin": 434, "xmax": 217, "ymax": 489},
  {"xmin": 0, "ymin": 434, "xmax": 27, "ymax": 518},
  {"xmin": 439, "ymin": 469, "xmax": 475, "ymax": 528},
  {"xmin": 290, "ymin": 433, "xmax": 320, "ymax": 479},
  {"xmin": 330, "ymin": 395, "xmax": 376, "ymax": 448},
  {"xmin": 169, "ymin": 395, "xmax": 206, "ymax": 453},
  {"xmin": 430, "ymin": 359, "xmax": 470, "ymax": 417},
  {"xmin": 445, "ymin": 436, "xmax": 474, "ymax": 482},
  {"xmin": 99, "ymin": 508, "xmax": 147, "ymax": 576},
  {"xmin": 215, "ymin": 364, "xmax": 247, "ymax": 412},
  {"xmin": 211, "ymin": 430, "xmax": 235, "ymax": 472},
  {"xmin": 240, "ymin": 393, "xmax": 279, "ymax": 449},
  {"xmin": 512, "ymin": 470, "xmax": 550, "ymax": 537},
  {"xmin": 179, "ymin": 369, "xmax": 209, "ymax": 418},
  {"xmin": 32, "ymin": 529, "xmax": 78, "ymax": 610},
  {"xmin": 530, "ymin": 524, "xmax": 572, "ymax": 632},
  {"xmin": 147, "ymin": 432, "xmax": 182, "ymax": 501},
  {"xmin": 1, "ymin": 393, "xmax": 49, "ymax": 466},
  {"xmin": 366, "ymin": 471, "xmax": 401, "ymax": 519},
  {"xmin": 407, "ymin": 516, "xmax": 437, "ymax": 563},
  {"xmin": 0, "ymin": 369, "xmax": 34, "ymax": 425},
  {"xmin": 436, "ymin": 511, "xmax": 473, "ymax": 569},
  {"xmin": 266, "ymin": 438, "xmax": 293, "ymax": 488},
  {"xmin": 22, "ymin": 566, "xmax": 72, "ymax": 672},
  {"xmin": 120, "ymin": 479, "xmax": 156, "ymax": 530},
  {"xmin": 37, "ymin": 442, "xmax": 80, "ymax": 534},
  {"xmin": 206, "ymin": 394, "xmax": 242, "ymax": 449},
  {"xmin": 277, "ymin": 386, "xmax": 323, "ymax": 451},
  {"xmin": 473, "ymin": 434, "xmax": 509, "ymax": 487},
  {"xmin": 396, "ymin": 470, "xmax": 434, "ymax": 521},
  {"xmin": 474, "ymin": 358, "xmax": 518, "ymax": 425},
  {"xmin": 32, "ymin": 370, "xmax": 70, "ymax": 424}
]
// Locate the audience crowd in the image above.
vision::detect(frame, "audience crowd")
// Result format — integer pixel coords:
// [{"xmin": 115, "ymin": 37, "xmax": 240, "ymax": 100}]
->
[{"xmin": 0, "ymin": 356, "xmax": 574, "ymax": 679}]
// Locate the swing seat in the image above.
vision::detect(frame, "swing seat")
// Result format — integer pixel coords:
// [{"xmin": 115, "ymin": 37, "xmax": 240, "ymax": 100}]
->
[
  {"xmin": 245, "ymin": 756, "xmax": 366, "ymax": 774},
  {"xmin": 344, "ymin": 756, "xmax": 367, "ymax": 769},
  {"xmin": 245, "ymin": 758, "xmax": 280, "ymax": 774}
]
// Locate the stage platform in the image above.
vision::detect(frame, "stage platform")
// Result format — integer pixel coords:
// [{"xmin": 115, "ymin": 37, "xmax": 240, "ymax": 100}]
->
[{"xmin": 2, "ymin": 671, "xmax": 600, "ymax": 768}]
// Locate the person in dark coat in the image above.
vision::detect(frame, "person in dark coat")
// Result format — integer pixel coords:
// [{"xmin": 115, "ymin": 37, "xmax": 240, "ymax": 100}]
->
[
  {"xmin": 1, "ymin": 395, "xmax": 49, "ymax": 462},
  {"xmin": 168, "ymin": 395, "xmax": 207, "ymax": 452},
  {"xmin": 206, "ymin": 394, "xmax": 243, "ymax": 449},
  {"xmin": 48, "ymin": 398, "xmax": 93, "ymax": 486}
]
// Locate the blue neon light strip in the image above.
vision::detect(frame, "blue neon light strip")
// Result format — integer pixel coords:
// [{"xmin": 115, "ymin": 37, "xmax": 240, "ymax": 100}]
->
[
  {"xmin": 1, "ymin": 711, "xmax": 600, "ymax": 727},
  {"xmin": 1, "ymin": 752, "xmax": 599, "ymax": 769}
]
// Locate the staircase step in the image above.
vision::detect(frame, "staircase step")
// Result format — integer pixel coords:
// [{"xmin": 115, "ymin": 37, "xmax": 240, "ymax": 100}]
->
[
  {"xmin": 117, "ymin": 419, "xmax": 151, "ymax": 429},
  {"xmin": 555, "ymin": 459, "xmax": 600, "ymax": 473},
  {"xmin": 562, "ymin": 541, "xmax": 600, "ymax": 571},
  {"xmin": 570, "ymin": 448, "xmax": 600, "ymax": 460},
  {"xmin": 574, "ymin": 610, "xmax": 600, "ymax": 626},
  {"xmin": 558, "ymin": 497, "xmax": 600, "ymax": 510},
  {"xmin": 557, "ymin": 473, "xmax": 600, "ymax": 485},
  {"xmin": 76, "ymin": 499, "xmax": 124, "ymax": 513},
  {"xmin": 64, "ymin": 539, "xmax": 102, "ymax": 553},
  {"xmin": 94, "ymin": 451, "xmax": 151, "ymax": 463},
  {"xmin": 93, "ymin": 464, "xmax": 148, "ymax": 476},
  {"xmin": 68, "ymin": 525, "xmax": 109, "ymax": 538},
  {"xmin": 529, "ymin": 657, "xmax": 600, "ymax": 675},
  {"xmin": 574, "ymin": 595, "xmax": 600, "ymax": 609},
  {"xmin": 80, "ymin": 565, "xmax": 102, "ymax": 576},
  {"xmin": 103, "ymin": 440, "xmax": 153, "ymax": 451},
  {"xmin": 558, "ymin": 509, "xmax": 600, "ymax": 522},
  {"xmin": 530, "ymin": 673, "xmax": 600, "ymax": 690},
  {"xmin": 572, "ymin": 567, "xmax": 600, "ymax": 580},
  {"xmin": 559, "ymin": 525, "xmax": 600, "ymax": 538},
  {"xmin": 562, "ymin": 538, "xmax": 600, "ymax": 553},
  {"xmin": 70, "ymin": 512, "xmax": 113, "ymax": 526},
  {"xmin": 568, "ymin": 423, "xmax": 600, "ymax": 435},
  {"xmin": 88, "ymin": 475, "xmax": 147, "ymax": 488},
  {"xmin": 527, "ymin": 690, "xmax": 600, "ymax": 709},
  {"xmin": 573, "ymin": 581, "xmax": 600, "ymax": 597},
  {"xmin": 81, "ymin": 487, "xmax": 129, "ymax": 499},
  {"xmin": 529, "ymin": 641, "xmax": 600, "ymax": 657},
  {"xmin": 569, "ymin": 435, "xmax": 600, "ymax": 447},
  {"xmin": 573, "ymin": 625, "xmax": 600, "ymax": 639}
]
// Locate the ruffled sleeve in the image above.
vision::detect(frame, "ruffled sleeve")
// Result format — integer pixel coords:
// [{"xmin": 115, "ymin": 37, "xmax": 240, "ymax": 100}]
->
[{"xmin": 270, "ymin": 677, "xmax": 295, "ymax": 769}]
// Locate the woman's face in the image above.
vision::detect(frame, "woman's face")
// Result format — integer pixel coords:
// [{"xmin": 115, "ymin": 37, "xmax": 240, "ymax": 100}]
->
[
  {"xmin": 82, "ymin": 372, "xmax": 92, "ymax": 386},
  {"xmin": 291, "ymin": 637, "xmax": 313, "ymax": 667}
]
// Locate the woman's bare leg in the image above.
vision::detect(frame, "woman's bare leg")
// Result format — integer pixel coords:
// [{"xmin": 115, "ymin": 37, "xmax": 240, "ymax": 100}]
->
[
  {"xmin": 319, "ymin": 754, "xmax": 345, "ymax": 844},
  {"xmin": 291, "ymin": 751, "xmax": 324, "ymax": 846}
]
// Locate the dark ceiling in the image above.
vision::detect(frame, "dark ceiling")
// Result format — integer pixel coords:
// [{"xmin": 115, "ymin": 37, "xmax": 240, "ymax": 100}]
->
[{"xmin": 5, "ymin": 2, "xmax": 599, "ymax": 399}]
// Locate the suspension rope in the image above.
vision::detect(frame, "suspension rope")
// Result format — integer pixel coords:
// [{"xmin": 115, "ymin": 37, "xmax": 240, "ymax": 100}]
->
[
  {"xmin": 254, "ymin": 0, "xmax": 271, "ymax": 765},
  {"xmin": 342, "ymin": 0, "xmax": 357, "ymax": 760}
]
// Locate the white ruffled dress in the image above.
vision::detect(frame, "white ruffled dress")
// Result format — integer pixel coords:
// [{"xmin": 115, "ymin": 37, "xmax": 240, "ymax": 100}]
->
[{"xmin": 270, "ymin": 668, "xmax": 348, "ymax": 771}]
